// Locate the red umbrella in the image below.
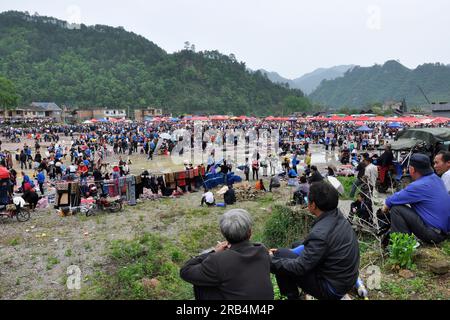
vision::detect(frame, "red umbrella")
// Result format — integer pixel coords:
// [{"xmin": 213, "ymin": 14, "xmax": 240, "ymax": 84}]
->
[
  {"xmin": 210, "ymin": 115, "xmax": 229, "ymax": 121},
  {"xmin": 265, "ymin": 116, "xmax": 275, "ymax": 121},
  {"xmin": 91, "ymin": 118, "xmax": 99, "ymax": 123},
  {"xmin": 431, "ymin": 117, "xmax": 450, "ymax": 124},
  {"xmin": 191, "ymin": 116, "xmax": 209, "ymax": 121},
  {"xmin": 364, "ymin": 116, "xmax": 385, "ymax": 122}
]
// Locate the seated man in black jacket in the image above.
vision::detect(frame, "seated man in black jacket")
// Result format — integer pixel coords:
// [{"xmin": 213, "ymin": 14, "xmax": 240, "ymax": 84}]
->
[
  {"xmin": 270, "ymin": 181, "xmax": 360, "ymax": 300},
  {"xmin": 180, "ymin": 209, "xmax": 274, "ymax": 300},
  {"xmin": 223, "ymin": 184, "xmax": 236, "ymax": 205}
]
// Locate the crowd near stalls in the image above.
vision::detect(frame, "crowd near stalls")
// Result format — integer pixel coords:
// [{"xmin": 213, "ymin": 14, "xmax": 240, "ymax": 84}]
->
[{"xmin": 0, "ymin": 114, "xmax": 449, "ymax": 300}]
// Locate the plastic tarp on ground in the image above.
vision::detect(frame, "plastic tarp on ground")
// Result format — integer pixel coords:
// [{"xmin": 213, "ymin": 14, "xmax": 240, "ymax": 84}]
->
[{"xmin": 396, "ymin": 128, "xmax": 450, "ymax": 145}]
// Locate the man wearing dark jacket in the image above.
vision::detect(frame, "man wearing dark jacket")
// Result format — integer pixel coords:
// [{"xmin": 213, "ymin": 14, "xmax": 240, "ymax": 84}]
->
[
  {"xmin": 223, "ymin": 185, "xmax": 236, "ymax": 205},
  {"xmin": 180, "ymin": 209, "xmax": 274, "ymax": 300},
  {"xmin": 378, "ymin": 144, "xmax": 394, "ymax": 188},
  {"xmin": 270, "ymin": 181, "xmax": 360, "ymax": 300}
]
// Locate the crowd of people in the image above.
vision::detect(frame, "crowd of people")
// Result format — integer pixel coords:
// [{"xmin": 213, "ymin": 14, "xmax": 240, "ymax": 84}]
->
[{"xmin": 0, "ymin": 117, "xmax": 449, "ymax": 300}]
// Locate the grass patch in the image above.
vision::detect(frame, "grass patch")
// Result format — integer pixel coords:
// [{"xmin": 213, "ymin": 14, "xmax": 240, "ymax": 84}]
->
[
  {"xmin": 441, "ymin": 240, "xmax": 450, "ymax": 256},
  {"xmin": 257, "ymin": 193, "xmax": 275, "ymax": 205},
  {"xmin": 91, "ymin": 233, "xmax": 192, "ymax": 300},
  {"xmin": 46, "ymin": 256, "xmax": 59, "ymax": 270},
  {"xmin": 262, "ymin": 204, "xmax": 313, "ymax": 248},
  {"xmin": 178, "ymin": 224, "xmax": 219, "ymax": 255},
  {"xmin": 185, "ymin": 207, "xmax": 210, "ymax": 217},
  {"xmin": 64, "ymin": 249, "xmax": 72, "ymax": 257},
  {"xmin": 381, "ymin": 275, "xmax": 429, "ymax": 300},
  {"xmin": 9, "ymin": 237, "xmax": 21, "ymax": 246}
]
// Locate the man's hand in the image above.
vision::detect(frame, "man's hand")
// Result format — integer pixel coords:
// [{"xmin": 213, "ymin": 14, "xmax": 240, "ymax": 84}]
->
[
  {"xmin": 268, "ymin": 248, "xmax": 278, "ymax": 257},
  {"xmin": 382, "ymin": 204, "xmax": 390, "ymax": 213},
  {"xmin": 214, "ymin": 241, "xmax": 229, "ymax": 252}
]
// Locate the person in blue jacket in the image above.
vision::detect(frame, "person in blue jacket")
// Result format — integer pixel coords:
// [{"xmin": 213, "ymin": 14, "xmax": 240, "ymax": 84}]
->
[
  {"xmin": 382, "ymin": 153, "xmax": 450, "ymax": 246},
  {"xmin": 36, "ymin": 169, "xmax": 45, "ymax": 195}
]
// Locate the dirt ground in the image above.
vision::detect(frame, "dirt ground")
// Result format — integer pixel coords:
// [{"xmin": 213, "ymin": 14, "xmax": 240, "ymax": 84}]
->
[{"xmin": 0, "ymin": 180, "xmax": 297, "ymax": 299}]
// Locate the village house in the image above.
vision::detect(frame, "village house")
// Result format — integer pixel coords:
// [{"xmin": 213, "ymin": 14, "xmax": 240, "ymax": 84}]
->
[
  {"xmin": 0, "ymin": 102, "xmax": 63, "ymax": 122},
  {"xmin": 134, "ymin": 107, "xmax": 163, "ymax": 121},
  {"xmin": 431, "ymin": 102, "xmax": 450, "ymax": 118},
  {"xmin": 73, "ymin": 108, "xmax": 127, "ymax": 121}
]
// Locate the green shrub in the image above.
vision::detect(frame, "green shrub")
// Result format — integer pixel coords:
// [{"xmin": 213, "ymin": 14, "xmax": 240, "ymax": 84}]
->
[
  {"xmin": 388, "ymin": 233, "xmax": 418, "ymax": 269},
  {"xmin": 95, "ymin": 233, "xmax": 192, "ymax": 300},
  {"xmin": 337, "ymin": 176, "xmax": 356, "ymax": 200},
  {"xmin": 441, "ymin": 240, "xmax": 450, "ymax": 256},
  {"xmin": 262, "ymin": 205, "xmax": 312, "ymax": 248}
]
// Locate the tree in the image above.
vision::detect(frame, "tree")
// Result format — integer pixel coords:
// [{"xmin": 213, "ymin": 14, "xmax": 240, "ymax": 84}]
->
[
  {"xmin": 282, "ymin": 96, "xmax": 312, "ymax": 115},
  {"xmin": 0, "ymin": 76, "xmax": 19, "ymax": 117}
]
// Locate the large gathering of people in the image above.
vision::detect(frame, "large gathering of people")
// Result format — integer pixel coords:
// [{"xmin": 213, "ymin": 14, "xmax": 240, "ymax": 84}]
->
[{"xmin": 0, "ymin": 116, "xmax": 449, "ymax": 300}]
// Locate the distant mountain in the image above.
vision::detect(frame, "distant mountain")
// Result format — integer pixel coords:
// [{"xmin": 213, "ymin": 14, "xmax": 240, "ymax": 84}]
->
[
  {"xmin": 259, "ymin": 65, "xmax": 354, "ymax": 94},
  {"xmin": 0, "ymin": 11, "xmax": 308, "ymax": 116},
  {"xmin": 309, "ymin": 60, "xmax": 450, "ymax": 108},
  {"xmin": 292, "ymin": 65, "xmax": 355, "ymax": 94},
  {"xmin": 258, "ymin": 69, "xmax": 293, "ymax": 88}
]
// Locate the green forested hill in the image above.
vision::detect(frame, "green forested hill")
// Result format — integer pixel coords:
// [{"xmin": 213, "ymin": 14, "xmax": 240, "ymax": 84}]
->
[
  {"xmin": 309, "ymin": 60, "xmax": 450, "ymax": 108},
  {"xmin": 0, "ymin": 11, "xmax": 309, "ymax": 116}
]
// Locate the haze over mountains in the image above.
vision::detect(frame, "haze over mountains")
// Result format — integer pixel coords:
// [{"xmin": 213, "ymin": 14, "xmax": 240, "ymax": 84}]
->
[
  {"xmin": 309, "ymin": 60, "xmax": 450, "ymax": 108},
  {"xmin": 259, "ymin": 65, "xmax": 354, "ymax": 94},
  {"xmin": 262, "ymin": 61, "xmax": 450, "ymax": 109}
]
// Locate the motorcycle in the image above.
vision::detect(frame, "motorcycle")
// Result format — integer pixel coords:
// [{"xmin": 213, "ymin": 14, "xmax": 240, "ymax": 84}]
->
[
  {"xmin": 86, "ymin": 194, "xmax": 123, "ymax": 216},
  {"xmin": 0, "ymin": 197, "xmax": 31, "ymax": 222}
]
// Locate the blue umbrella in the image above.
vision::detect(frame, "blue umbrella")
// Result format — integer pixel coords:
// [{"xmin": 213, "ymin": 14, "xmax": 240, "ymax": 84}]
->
[
  {"xmin": 356, "ymin": 125, "xmax": 373, "ymax": 132},
  {"xmin": 388, "ymin": 122, "xmax": 403, "ymax": 128}
]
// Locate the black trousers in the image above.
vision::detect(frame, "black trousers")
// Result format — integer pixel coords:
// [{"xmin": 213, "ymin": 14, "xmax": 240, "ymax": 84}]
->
[
  {"xmin": 390, "ymin": 205, "xmax": 447, "ymax": 244},
  {"xmin": 272, "ymin": 249, "xmax": 343, "ymax": 300},
  {"xmin": 252, "ymin": 168, "xmax": 259, "ymax": 180},
  {"xmin": 38, "ymin": 182, "xmax": 44, "ymax": 195}
]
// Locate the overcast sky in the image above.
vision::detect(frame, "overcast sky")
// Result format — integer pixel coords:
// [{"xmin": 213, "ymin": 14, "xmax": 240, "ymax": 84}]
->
[{"xmin": 1, "ymin": 0, "xmax": 449, "ymax": 78}]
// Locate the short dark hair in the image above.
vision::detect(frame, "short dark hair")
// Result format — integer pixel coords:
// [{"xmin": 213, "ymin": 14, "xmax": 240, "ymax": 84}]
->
[
  {"xmin": 300, "ymin": 176, "xmax": 307, "ymax": 183},
  {"xmin": 410, "ymin": 165, "xmax": 429, "ymax": 176},
  {"xmin": 308, "ymin": 181, "xmax": 339, "ymax": 212},
  {"xmin": 437, "ymin": 151, "xmax": 450, "ymax": 163}
]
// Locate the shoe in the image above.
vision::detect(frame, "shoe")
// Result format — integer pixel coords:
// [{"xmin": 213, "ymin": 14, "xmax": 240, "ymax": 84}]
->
[{"xmin": 381, "ymin": 232, "xmax": 391, "ymax": 250}]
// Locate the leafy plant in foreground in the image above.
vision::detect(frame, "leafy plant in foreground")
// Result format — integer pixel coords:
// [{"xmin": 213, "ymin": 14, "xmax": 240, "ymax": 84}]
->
[{"xmin": 388, "ymin": 232, "xmax": 418, "ymax": 269}]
